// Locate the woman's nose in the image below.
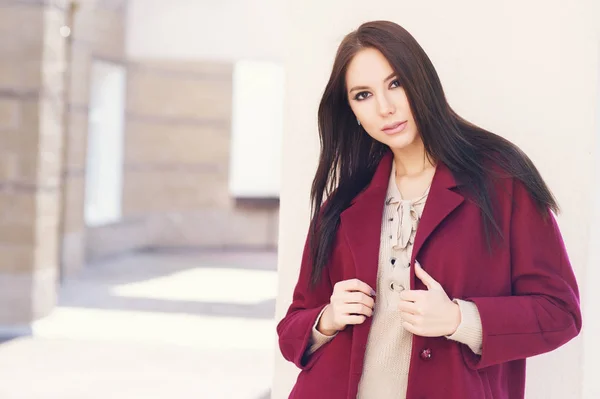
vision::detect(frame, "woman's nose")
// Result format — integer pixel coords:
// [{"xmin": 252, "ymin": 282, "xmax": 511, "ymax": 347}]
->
[{"xmin": 377, "ymin": 95, "xmax": 396, "ymax": 116}]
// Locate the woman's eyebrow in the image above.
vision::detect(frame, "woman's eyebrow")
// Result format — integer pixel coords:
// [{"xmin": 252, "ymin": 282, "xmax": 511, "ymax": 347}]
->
[{"xmin": 348, "ymin": 72, "xmax": 397, "ymax": 93}]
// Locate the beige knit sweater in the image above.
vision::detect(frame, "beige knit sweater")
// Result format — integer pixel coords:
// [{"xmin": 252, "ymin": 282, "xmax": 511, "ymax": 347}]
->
[{"xmin": 306, "ymin": 161, "xmax": 483, "ymax": 399}]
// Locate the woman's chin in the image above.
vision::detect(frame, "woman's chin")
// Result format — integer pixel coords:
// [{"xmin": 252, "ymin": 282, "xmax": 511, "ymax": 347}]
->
[{"xmin": 383, "ymin": 133, "xmax": 418, "ymax": 151}]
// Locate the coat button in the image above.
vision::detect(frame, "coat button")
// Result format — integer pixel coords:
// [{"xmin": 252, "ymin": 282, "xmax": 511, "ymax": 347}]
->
[{"xmin": 420, "ymin": 348, "xmax": 432, "ymax": 360}]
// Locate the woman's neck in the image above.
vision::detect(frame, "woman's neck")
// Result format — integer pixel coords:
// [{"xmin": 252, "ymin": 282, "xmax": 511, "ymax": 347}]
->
[{"xmin": 391, "ymin": 139, "xmax": 435, "ymax": 177}]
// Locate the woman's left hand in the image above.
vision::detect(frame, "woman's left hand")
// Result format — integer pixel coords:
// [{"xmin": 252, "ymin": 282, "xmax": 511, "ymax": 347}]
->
[{"xmin": 398, "ymin": 261, "xmax": 461, "ymax": 337}]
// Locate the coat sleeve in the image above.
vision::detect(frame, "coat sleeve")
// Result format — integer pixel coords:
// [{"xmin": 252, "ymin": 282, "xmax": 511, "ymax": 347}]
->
[
  {"xmin": 276, "ymin": 225, "xmax": 335, "ymax": 371},
  {"xmin": 462, "ymin": 179, "xmax": 582, "ymax": 370}
]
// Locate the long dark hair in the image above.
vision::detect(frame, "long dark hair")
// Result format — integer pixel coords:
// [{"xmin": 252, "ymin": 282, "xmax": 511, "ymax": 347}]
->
[{"xmin": 308, "ymin": 20, "xmax": 558, "ymax": 287}]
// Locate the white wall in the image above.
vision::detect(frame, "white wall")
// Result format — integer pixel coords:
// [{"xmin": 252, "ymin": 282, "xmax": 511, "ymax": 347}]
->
[
  {"xmin": 125, "ymin": 0, "xmax": 285, "ymax": 61},
  {"xmin": 229, "ymin": 60, "xmax": 284, "ymax": 198},
  {"xmin": 274, "ymin": 1, "xmax": 600, "ymax": 398},
  {"xmin": 583, "ymin": 40, "xmax": 600, "ymax": 399}
]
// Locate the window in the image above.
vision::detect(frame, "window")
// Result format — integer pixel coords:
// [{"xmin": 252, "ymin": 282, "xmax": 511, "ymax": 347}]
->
[
  {"xmin": 229, "ymin": 60, "xmax": 284, "ymax": 199},
  {"xmin": 84, "ymin": 60, "xmax": 126, "ymax": 227}
]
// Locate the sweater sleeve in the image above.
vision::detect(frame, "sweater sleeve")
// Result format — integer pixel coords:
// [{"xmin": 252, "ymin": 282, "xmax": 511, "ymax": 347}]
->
[
  {"xmin": 460, "ymin": 179, "xmax": 582, "ymax": 370},
  {"xmin": 305, "ymin": 305, "xmax": 338, "ymax": 356},
  {"xmin": 445, "ymin": 299, "xmax": 483, "ymax": 355}
]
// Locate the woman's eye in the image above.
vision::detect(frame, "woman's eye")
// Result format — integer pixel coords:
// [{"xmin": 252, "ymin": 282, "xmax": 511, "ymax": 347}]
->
[
  {"xmin": 353, "ymin": 81, "xmax": 399, "ymax": 101},
  {"xmin": 355, "ymin": 91, "xmax": 370, "ymax": 101}
]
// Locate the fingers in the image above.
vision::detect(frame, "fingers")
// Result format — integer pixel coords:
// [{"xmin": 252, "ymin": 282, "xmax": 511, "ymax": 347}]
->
[
  {"xmin": 402, "ymin": 320, "xmax": 435, "ymax": 337},
  {"xmin": 414, "ymin": 262, "xmax": 441, "ymax": 290},
  {"xmin": 401, "ymin": 321, "xmax": 420, "ymax": 336},
  {"xmin": 399, "ymin": 289, "xmax": 427, "ymax": 302},
  {"xmin": 344, "ymin": 314, "xmax": 368, "ymax": 325},
  {"xmin": 398, "ymin": 299, "xmax": 420, "ymax": 315},
  {"xmin": 336, "ymin": 278, "xmax": 376, "ymax": 297},
  {"xmin": 329, "ymin": 279, "xmax": 376, "ymax": 331},
  {"xmin": 342, "ymin": 303, "xmax": 373, "ymax": 317},
  {"xmin": 401, "ymin": 312, "xmax": 428, "ymax": 337},
  {"xmin": 342, "ymin": 291, "xmax": 375, "ymax": 309},
  {"xmin": 332, "ymin": 280, "xmax": 375, "ymax": 308},
  {"xmin": 328, "ymin": 304, "xmax": 371, "ymax": 329},
  {"xmin": 399, "ymin": 311, "xmax": 420, "ymax": 325}
]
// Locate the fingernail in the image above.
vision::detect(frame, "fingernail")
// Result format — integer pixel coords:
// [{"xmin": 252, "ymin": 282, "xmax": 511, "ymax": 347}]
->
[{"xmin": 371, "ymin": 289, "xmax": 377, "ymax": 296}]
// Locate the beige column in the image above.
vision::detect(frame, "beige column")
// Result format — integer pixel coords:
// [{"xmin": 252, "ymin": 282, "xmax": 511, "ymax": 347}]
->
[
  {"xmin": 0, "ymin": 3, "xmax": 67, "ymax": 333},
  {"xmin": 274, "ymin": 1, "xmax": 599, "ymax": 398},
  {"xmin": 60, "ymin": 0, "xmax": 129, "ymax": 275}
]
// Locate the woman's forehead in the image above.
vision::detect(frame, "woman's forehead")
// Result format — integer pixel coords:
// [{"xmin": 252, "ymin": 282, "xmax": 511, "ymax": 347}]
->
[{"xmin": 346, "ymin": 49, "xmax": 396, "ymax": 88}]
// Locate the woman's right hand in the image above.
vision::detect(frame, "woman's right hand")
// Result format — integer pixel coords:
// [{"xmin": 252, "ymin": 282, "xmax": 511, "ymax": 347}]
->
[{"xmin": 317, "ymin": 279, "xmax": 376, "ymax": 335}]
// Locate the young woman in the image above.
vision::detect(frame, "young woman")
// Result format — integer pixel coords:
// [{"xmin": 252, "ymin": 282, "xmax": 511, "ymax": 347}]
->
[{"xmin": 276, "ymin": 20, "xmax": 582, "ymax": 399}]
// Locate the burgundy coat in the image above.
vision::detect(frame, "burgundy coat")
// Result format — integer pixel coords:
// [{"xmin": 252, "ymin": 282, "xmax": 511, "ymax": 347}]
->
[{"xmin": 277, "ymin": 150, "xmax": 582, "ymax": 399}]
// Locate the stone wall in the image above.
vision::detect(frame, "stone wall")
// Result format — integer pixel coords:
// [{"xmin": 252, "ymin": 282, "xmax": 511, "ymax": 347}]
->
[
  {"xmin": 0, "ymin": 1, "xmax": 67, "ymax": 331},
  {"xmin": 123, "ymin": 60, "xmax": 279, "ymax": 251}
]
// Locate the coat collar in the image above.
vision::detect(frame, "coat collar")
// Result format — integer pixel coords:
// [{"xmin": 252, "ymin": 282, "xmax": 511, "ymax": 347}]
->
[
  {"xmin": 340, "ymin": 149, "xmax": 465, "ymax": 286},
  {"xmin": 341, "ymin": 149, "xmax": 465, "ymax": 374},
  {"xmin": 347, "ymin": 149, "xmax": 462, "ymax": 205}
]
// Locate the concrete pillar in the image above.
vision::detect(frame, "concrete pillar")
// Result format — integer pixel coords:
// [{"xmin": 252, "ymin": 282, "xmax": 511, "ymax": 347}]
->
[
  {"xmin": 274, "ymin": 1, "xmax": 599, "ymax": 398},
  {"xmin": 0, "ymin": 2, "xmax": 67, "ymax": 334}
]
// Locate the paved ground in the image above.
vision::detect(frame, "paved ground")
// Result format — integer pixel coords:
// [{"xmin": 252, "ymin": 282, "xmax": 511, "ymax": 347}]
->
[{"xmin": 0, "ymin": 250, "xmax": 277, "ymax": 399}]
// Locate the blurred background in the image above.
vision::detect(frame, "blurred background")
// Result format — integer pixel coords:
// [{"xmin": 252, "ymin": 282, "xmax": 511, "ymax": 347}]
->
[
  {"xmin": 0, "ymin": 0, "xmax": 281, "ymax": 398},
  {"xmin": 0, "ymin": 0, "xmax": 598, "ymax": 398}
]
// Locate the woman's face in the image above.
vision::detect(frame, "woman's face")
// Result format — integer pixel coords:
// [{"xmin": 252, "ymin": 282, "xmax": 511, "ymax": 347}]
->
[{"xmin": 345, "ymin": 48, "xmax": 420, "ymax": 151}]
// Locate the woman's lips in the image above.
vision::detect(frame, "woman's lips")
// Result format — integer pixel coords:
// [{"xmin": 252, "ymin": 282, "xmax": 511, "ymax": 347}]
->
[{"xmin": 382, "ymin": 121, "xmax": 407, "ymax": 135}]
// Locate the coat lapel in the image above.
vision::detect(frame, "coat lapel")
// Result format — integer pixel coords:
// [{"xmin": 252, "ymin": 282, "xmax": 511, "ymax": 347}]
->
[
  {"xmin": 411, "ymin": 162, "xmax": 465, "ymax": 264},
  {"xmin": 340, "ymin": 151, "xmax": 392, "ymax": 292},
  {"xmin": 410, "ymin": 162, "xmax": 464, "ymax": 286}
]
